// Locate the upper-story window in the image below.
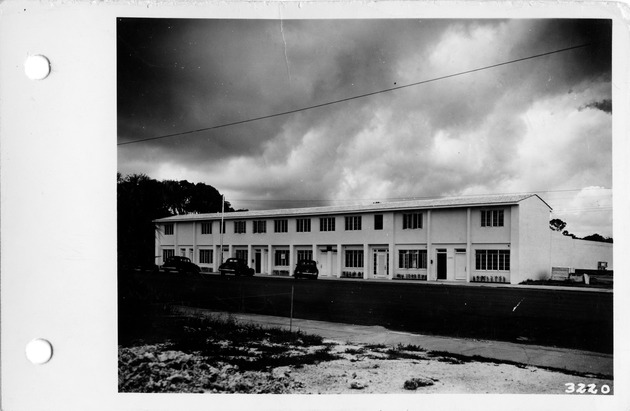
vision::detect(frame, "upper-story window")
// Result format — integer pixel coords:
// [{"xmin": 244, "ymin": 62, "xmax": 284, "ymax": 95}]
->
[
  {"xmin": 320, "ymin": 217, "xmax": 336, "ymax": 232},
  {"xmin": 296, "ymin": 218, "xmax": 311, "ymax": 232},
  {"xmin": 481, "ymin": 209, "xmax": 504, "ymax": 227},
  {"xmin": 345, "ymin": 216, "xmax": 362, "ymax": 231},
  {"xmin": 402, "ymin": 213, "xmax": 423, "ymax": 229},
  {"xmin": 201, "ymin": 222, "xmax": 212, "ymax": 234},
  {"xmin": 374, "ymin": 214, "xmax": 383, "ymax": 230},
  {"xmin": 274, "ymin": 219, "xmax": 288, "ymax": 233},
  {"xmin": 164, "ymin": 223, "xmax": 174, "ymax": 235},
  {"xmin": 234, "ymin": 220, "xmax": 246, "ymax": 234},
  {"xmin": 253, "ymin": 220, "xmax": 267, "ymax": 234}
]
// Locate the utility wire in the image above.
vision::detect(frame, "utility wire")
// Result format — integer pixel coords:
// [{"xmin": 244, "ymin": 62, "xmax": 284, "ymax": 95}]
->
[
  {"xmin": 118, "ymin": 42, "xmax": 594, "ymax": 146},
  {"xmin": 228, "ymin": 187, "xmax": 611, "ymax": 204}
]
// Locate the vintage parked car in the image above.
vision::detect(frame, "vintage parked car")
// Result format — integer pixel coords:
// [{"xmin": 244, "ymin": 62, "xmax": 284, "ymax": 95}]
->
[
  {"xmin": 218, "ymin": 258, "xmax": 255, "ymax": 276},
  {"xmin": 161, "ymin": 256, "xmax": 201, "ymax": 274},
  {"xmin": 294, "ymin": 259, "xmax": 319, "ymax": 280}
]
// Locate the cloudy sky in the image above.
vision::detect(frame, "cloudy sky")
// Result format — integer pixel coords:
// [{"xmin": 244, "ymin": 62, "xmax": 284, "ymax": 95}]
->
[{"xmin": 117, "ymin": 18, "xmax": 612, "ymax": 238}]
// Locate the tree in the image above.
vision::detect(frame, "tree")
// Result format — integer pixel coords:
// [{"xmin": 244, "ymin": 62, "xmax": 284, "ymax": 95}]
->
[
  {"xmin": 117, "ymin": 174, "xmax": 236, "ymax": 269},
  {"xmin": 549, "ymin": 218, "xmax": 567, "ymax": 231},
  {"xmin": 582, "ymin": 234, "xmax": 613, "ymax": 243}
]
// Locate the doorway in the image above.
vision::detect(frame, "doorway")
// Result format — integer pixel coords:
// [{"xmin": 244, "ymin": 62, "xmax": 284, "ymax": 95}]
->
[
  {"xmin": 372, "ymin": 248, "xmax": 389, "ymax": 278},
  {"xmin": 455, "ymin": 249, "xmax": 466, "ymax": 280},
  {"xmin": 255, "ymin": 250, "xmax": 262, "ymax": 273},
  {"xmin": 436, "ymin": 249, "xmax": 447, "ymax": 280}
]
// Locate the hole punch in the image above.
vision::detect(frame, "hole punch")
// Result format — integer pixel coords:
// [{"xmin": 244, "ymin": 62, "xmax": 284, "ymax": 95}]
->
[
  {"xmin": 24, "ymin": 55, "xmax": 51, "ymax": 80},
  {"xmin": 25, "ymin": 338, "xmax": 53, "ymax": 364}
]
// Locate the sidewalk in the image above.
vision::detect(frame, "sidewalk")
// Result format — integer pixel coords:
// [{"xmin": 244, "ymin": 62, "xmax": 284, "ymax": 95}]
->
[{"xmin": 171, "ymin": 306, "xmax": 613, "ymax": 378}]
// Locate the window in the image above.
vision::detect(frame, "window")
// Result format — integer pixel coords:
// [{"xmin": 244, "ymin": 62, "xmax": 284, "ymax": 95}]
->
[
  {"xmin": 374, "ymin": 214, "xmax": 383, "ymax": 230},
  {"xmin": 345, "ymin": 216, "xmax": 362, "ymax": 231},
  {"xmin": 345, "ymin": 250, "xmax": 364, "ymax": 268},
  {"xmin": 199, "ymin": 249, "xmax": 213, "ymax": 264},
  {"xmin": 402, "ymin": 213, "xmax": 422, "ymax": 229},
  {"xmin": 475, "ymin": 250, "xmax": 510, "ymax": 271},
  {"xmin": 235, "ymin": 249, "xmax": 248, "ymax": 261},
  {"xmin": 297, "ymin": 250, "xmax": 313, "ymax": 261},
  {"xmin": 253, "ymin": 220, "xmax": 267, "ymax": 234},
  {"xmin": 234, "ymin": 220, "xmax": 246, "ymax": 234},
  {"xmin": 296, "ymin": 218, "xmax": 311, "ymax": 232},
  {"xmin": 398, "ymin": 250, "xmax": 427, "ymax": 269},
  {"xmin": 274, "ymin": 250, "xmax": 289, "ymax": 266},
  {"xmin": 162, "ymin": 249, "xmax": 175, "ymax": 261},
  {"xmin": 201, "ymin": 222, "xmax": 212, "ymax": 234},
  {"xmin": 481, "ymin": 209, "xmax": 504, "ymax": 227},
  {"xmin": 274, "ymin": 219, "xmax": 288, "ymax": 233},
  {"xmin": 320, "ymin": 217, "xmax": 336, "ymax": 231},
  {"xmin": 164, "ymin": 223, "xmax": 174, "ymax": 235}
]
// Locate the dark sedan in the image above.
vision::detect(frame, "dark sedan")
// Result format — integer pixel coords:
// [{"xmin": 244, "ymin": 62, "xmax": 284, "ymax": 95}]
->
[
  {"xmin": 218, "ymin": 258, "xmax": 255, "ymax": 276},
  {"xmin": 161, "ymin": 256, "xmax": 201, "ymax": 274},
  {"xmin": 294, "ymin": 259, "xmax": 319, "ymax": 280}
]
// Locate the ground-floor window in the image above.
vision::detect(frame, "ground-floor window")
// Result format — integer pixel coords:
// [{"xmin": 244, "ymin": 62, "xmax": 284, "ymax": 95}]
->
[
  {"xmin": 235, "ymin": 249, "xmax": 248, "ymax": 262},
  {"xmin": 297, "ymin": 249, "xmax": 313, "ymax": 261},
  {"xmin": 398, "ymin": 249, "xmax": 427, "ymax": 269},
  {"xmin": 275, "ymin": 249, "xmax": 289, "ymax": 266},
  {"xmin": 162, "ymin": 248, "xmax": 174, "ymax": 262},
  {"xmin": 475, "ymin": 249, "xmax": 510, "ymax": 271},
  {"xmin": 345, "ymin": 249, "xmax": 364, "ymax": 268},
  {"xmin": 199, "ymin": 249, "xmax": 213, "ymax": 264}
]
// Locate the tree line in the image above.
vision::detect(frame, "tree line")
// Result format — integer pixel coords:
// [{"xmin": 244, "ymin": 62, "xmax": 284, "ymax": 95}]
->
[
  {"xmin": 549, "ymin": 218, "xmax": 613, "ymax": 243},
  {"xmin": 117, "ymin": 173, "xmax": 237, "ymax": 269}
]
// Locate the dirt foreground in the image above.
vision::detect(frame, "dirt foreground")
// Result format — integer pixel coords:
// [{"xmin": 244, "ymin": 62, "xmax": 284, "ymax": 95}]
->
[{"xmin": 119, "ymin": 338, "xmax": 613, "ymax": 395}]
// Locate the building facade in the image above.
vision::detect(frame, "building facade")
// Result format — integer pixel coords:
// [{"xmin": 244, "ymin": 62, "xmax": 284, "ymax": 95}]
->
[{"xmin": 153, "ymin": 194, "xmax": 568, "ymax": 284}]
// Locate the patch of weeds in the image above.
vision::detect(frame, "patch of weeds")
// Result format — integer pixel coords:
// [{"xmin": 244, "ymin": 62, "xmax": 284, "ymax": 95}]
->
[
  {"xmin": 378, "ymin": 342, "xmax": 428, "ymax": 360},
  {"xmin": 234, "ymin": 347, "xmax": 341, "ymax": 371},
  {"xmin": 426, "ymin": 351, "xmax": 472, "ymax": 364},
  {"xmin": 364, "ymin": 343, "xmax": 387, "ymax": 350},
  {"xmin": 384, "ymin": 348, "xmax": 426, "ymax": 361},
  {"xmin": 425, "ymin": 351, "xmax": 613, "ymax": 379},
  {"xmin": 395, "ymin": 343, "xmax": 426, "ymax": 352}
]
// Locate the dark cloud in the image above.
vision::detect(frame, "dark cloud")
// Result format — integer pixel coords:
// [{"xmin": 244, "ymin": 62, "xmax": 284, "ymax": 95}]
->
[
  {"xmin": 117, "ymin": 18, "xmax": 612, "ymax": 235},
  {"xmin": 579, "ymin": 99, "xmax": 612, "ymax": 114}
]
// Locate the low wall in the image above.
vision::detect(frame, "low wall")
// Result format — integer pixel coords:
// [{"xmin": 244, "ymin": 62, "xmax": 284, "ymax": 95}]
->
[{"xmin": 550, "ymin": 232, "xmax": 613, "ymax": 271}]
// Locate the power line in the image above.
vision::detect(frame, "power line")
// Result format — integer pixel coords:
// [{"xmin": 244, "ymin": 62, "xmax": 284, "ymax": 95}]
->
[{"xmin": 118, "ymin": 43, "xmax": 594, "ymax": 146}]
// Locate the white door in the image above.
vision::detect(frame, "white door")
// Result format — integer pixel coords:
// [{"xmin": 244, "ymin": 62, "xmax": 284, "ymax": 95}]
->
[
  {"xmin": 373, "ymin": 249, "xmax": 389, "ymax": 277},
  {"xmin": 455, "ymin": 251, "xmax": 467, "ymax": 280}
]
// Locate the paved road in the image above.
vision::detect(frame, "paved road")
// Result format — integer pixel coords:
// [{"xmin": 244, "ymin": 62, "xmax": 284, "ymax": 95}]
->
[
  {"xmin": 119, "ymin": 270, "xmax": 614, "ymax": 353},
  {"xmin": 170, "ymin": 305, "xmax": 613, "ymax": 378}
]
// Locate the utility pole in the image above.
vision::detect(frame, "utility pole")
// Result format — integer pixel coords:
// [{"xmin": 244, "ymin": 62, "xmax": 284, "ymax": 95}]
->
[{"xmin": 220, "ymin": 194, "xmax": 225, "ymax": 264}]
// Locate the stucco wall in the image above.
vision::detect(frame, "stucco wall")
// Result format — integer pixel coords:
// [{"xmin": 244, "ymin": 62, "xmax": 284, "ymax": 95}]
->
[
  {"xmin": 551, "ymin": 232, "xmax": 613, "ymax": 271},
  {"xmin": 514, "ymin": 196, "xmax": 552, "ymax": 283},
  {"xmin": 431, "ymin": 209, "xmax": 467, "ymax": 244}
]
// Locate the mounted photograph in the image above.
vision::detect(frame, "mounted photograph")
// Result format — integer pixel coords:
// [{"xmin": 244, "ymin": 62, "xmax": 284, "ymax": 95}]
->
[{"xmin": 116, "ymin": 17, "xmax": 613, "ymax": 395}]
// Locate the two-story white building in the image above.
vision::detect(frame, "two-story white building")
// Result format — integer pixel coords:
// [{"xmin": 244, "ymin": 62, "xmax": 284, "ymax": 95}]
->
[{"xmin": 153, "ymin": 193, "xmax": 566, "ymax": 284}]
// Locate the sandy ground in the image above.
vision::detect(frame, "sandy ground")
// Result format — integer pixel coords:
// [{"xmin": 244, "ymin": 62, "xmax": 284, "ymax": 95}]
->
[
  {"xmin": 288, "ymin": 341, "xmax": 613, "ymax": 394},
  {"xmin": 119, "ymin": 338, "xmax": 613, "ymax": 395}
]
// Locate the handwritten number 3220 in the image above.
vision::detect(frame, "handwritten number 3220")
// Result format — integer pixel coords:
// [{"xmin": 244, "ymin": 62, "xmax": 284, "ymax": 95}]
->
[{"xmin": 565, "ymin": 383, "xmax": 610, "ymax": 394}]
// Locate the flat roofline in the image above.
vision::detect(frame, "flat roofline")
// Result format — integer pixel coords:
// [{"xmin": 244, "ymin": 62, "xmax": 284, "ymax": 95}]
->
[{"xmin": 154, "ymin": 193, "xmax": 548, "ymax": 223}]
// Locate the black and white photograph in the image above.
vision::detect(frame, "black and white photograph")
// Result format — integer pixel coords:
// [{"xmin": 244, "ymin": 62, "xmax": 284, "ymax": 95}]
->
[{"xmin": 115, "ymin": 16, "xmax": 616, "ymax": 397}]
